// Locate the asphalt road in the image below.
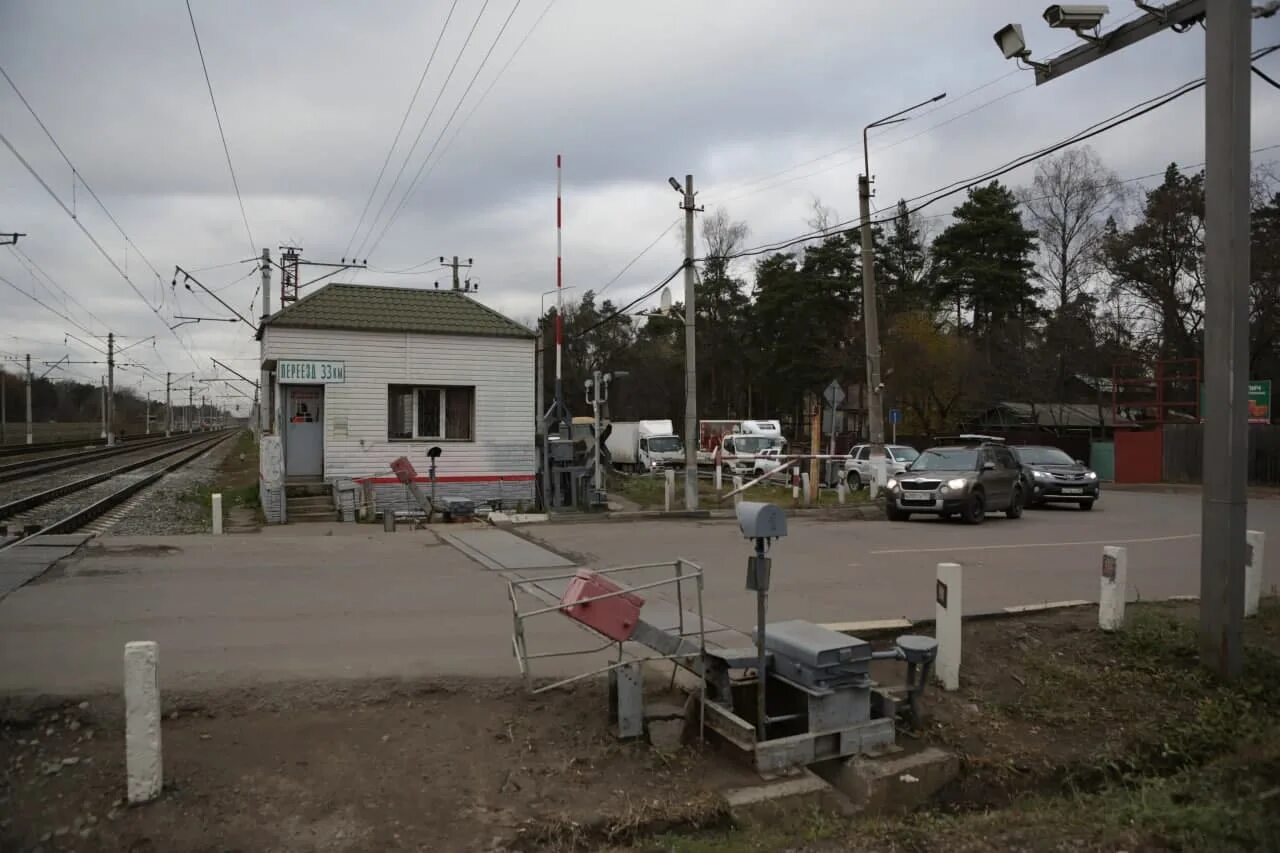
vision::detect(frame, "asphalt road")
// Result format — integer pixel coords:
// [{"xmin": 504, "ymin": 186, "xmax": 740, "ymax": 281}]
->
[{"xmin": 0, "ymin": 491, "xmax": 1275, "ymax": 694}]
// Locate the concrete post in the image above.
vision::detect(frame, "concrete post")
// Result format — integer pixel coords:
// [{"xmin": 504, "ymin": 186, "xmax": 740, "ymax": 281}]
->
[
  {"xmin": 211, "ymin": 493, "xmax": 223, "ymax": 535},
  {"xmin": 1246, "ymin": 530, "xmax": 1265, "ymax": 618},
  {"xmin": 800, "ymin": 473, "xmax": 811, "ymax": 507},
  {"xmin": 714, "ymin": 463, "xmax": 722, "ymax": 493},
  {"xmin": 124, "ymin": 641, "xmax": 161, "ymax": 803},
  {"xmin": 664, "ymin": 468, "xmax": 675, "ymax": 512},
  {"xmin": 732, "ymin": 475, "xmax": 743, "ymax": 505},
  {"xmin": 935, "ymin": 562, "xmax": 962, "ymax": 691},
  {"xmin": 837, "ymin": 478, "xmax": 847, "ymax": 505},
  {"xmin": 1099, "ymin": 545, "xmax": 1127, "ymax": 632}
]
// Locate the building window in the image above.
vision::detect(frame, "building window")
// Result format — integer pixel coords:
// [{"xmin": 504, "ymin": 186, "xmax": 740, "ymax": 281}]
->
[{"xmin": 388, "ymin": 385, "xmax": 474, "ymax": 440}]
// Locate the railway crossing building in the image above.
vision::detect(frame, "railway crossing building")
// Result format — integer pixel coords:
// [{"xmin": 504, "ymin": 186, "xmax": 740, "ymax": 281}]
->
[{"xmin": 257, "ymin": 283, "xmax": 537, "ymax": 520}]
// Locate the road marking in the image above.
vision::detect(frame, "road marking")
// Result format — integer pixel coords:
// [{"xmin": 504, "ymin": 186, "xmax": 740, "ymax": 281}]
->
[{"xmin": 868, "ymin": 533, "xmax": 1200, "ymax": 555}]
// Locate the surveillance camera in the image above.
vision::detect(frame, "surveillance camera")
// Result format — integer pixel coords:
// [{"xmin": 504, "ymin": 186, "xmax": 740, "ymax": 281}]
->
[
  {"xmin": 994, "ymin": 23, "xmax": 1030, "ymax": 59},
  {"xmin": 1043, "ymin": 4, "xmax": 1109, "ymax": 30}
]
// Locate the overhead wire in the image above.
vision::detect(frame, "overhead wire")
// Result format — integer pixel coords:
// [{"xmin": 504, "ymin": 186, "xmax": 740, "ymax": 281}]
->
[
  {"xmin": 0, "ymin": 63, "xmax": 170, "ymax": 292},
  {"xmin": 0, "ymin": 272, "xmax": 101, "ymax": 337},
  {"xmin": 352, "ymin": 0, "xmax": 496, "ymax": 260},
  {"xmin": 185, "ymin": 0, "xmax": 256, "ymax": 257},
  {"xmin": 342, "ymin": 0, "xmax": 462, "ymax": 261},
  {"xmin": 8, "ymin": 245, "xmax": 110, "ymax": 333},
  {"xmin": 364, "ymin": 0, "xmax": 527, "ymax": 258},
  {"xmin": 596, "ymin": 219, "xmax": 681, "ymax": 297},
  {"xmin": 392, "ymin": 0, "xmax": 558, "ymax": 205}
]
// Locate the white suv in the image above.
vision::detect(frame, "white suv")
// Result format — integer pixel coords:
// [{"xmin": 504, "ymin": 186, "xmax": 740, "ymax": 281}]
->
[{"xmin": 844, "ymin": 444, "xmax": 920, "ymax": 490}]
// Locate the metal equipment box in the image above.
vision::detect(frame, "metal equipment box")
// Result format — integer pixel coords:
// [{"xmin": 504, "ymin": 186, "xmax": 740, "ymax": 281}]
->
[
  {"xmin": 560, "ymin": 570, "xmax": 645, "ymax": 642},
  {"xmin": 756, "ymin": 620, "xmax": 872, "ymax": 691}
]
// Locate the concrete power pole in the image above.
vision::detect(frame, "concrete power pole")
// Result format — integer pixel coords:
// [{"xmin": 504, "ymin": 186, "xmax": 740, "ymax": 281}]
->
[
  {"xmin": 145, "ymin": 391, "xmax": 151, "ymax": 435},
  {"xmin": 165, "ymin": 373, "xmax": 172, "ymax": 436},
  {"xmin": 99, "ymin": 377, "xmax": 107, "ymax": 440},
  {"xmin": 443, "ymin": 256, "xmax": 474, "ymax": 291},
  {"xmin": 25, "ymin": 353, "xmax": 33, "ymax": 445},
  {"xmin": 857, "ymin": 173, "xmax": 886, "ymax": 498},
  {"xmin": 1200, "ymin": 0, "xmax": 1252, "ymax": 678},
  {"xmin": 680, "ymin": 175, "xmax": 699, "ymax": 511},
  {"xmin": 106, "ymin": 332, "xmax": 115, "ymax": 447},
  {"xmin": 188, "ymin": 388, "xmax": 194, "ymax": 432},
  {"xmin": 2, "ymin": 368, "xmax": 6, "ymax": 445}
]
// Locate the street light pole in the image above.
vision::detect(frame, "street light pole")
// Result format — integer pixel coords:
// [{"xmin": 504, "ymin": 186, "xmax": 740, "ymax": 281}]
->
[{"xmin": 860, "ymin": 93, "xmax": 944, "ymax": 498}]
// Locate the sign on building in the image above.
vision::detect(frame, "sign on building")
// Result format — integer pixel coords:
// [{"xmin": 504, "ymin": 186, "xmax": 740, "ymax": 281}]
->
[{"xmin": 278, "ymin": 360, "xmax": 346, "ymax": 384}]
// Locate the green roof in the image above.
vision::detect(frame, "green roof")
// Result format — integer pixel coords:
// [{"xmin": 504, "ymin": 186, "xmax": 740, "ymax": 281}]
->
[{"xmin": 263, "ymin": 283, "xmax": 534, "ymax": 339}]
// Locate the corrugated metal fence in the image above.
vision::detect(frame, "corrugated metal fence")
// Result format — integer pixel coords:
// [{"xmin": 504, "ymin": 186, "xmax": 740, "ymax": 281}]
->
[{"xmin": 1162, "ymin": 424, "xmax": 1280, "ymax": 485}]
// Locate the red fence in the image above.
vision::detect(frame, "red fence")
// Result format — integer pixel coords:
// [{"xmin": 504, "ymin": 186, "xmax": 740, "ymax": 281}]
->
[{"xmin": 1115, "ymin": 429, "xmax": 1164, "ymax": 483}]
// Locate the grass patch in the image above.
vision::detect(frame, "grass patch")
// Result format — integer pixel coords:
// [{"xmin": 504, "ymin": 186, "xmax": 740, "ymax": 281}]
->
[
  {"xmin": 185, "ymin": 429, "xmax": 260, "ymax": 524},
  {"xmin": 609, "ymin": 471, "xmax": 868, "ymax": 510}
]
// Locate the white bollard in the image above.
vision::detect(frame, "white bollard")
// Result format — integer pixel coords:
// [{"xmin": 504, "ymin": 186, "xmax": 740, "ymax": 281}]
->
[
  {"xmin": 732, "ymin": 475, "xmax": 744, "ymax": 505},
  {"xmin": 714, "ymin": 464, "xmax": 723, "ymax": 492},
  {"xmin": 837, "ymin": 479, "xmax": 847, "ymax": 505},
  {"xmin": 211, "ymin": 492, "xmax": 223, "ymax": 535},
  {"xmin": 800, "ymin": 473, "xmax": 811, "ymax": 507},
  {"xmin": 1246, "ymin": 530, "xmax": 1265, "ymax": 618},
  {"xmin": 1099, "ymin": 545, "xmax": 1127, "ymax": 632},
  {"xmin": 791, "ymin": 473, "xmax": 800, "ymax": 503},
  {"xmin": 935, "ymin": 562, "xmax": 962, "ymax": 691},
  {"xmin": 124, "ymin": 641, "xmax": 162, "ymax": 804},
  {"xmin": 664, "ymin": 468, "xmax": 675, "ymax": 512}
]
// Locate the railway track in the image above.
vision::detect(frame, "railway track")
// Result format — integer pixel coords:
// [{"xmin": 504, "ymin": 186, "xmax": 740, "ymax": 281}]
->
[
  {"xmin": 0, "ymin": 432, "xmax": 203, "ymax": 485},
  {"xmin": 0, "ymin": 430, "xmax": 194, "ymax": 460},
  {"xmin": 0, "ymin": 431, "xmax": 235, "ymax": 551}
]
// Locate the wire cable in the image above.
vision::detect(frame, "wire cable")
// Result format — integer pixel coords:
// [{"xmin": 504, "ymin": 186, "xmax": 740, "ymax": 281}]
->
[
  {"xmin": 342, "ymin": 0, "xmax": 461, "ymax": 261},
  {"xmin": 0, "ymin": 273, "xmax": 100, "ymax": 336},
  {"xmin": 0, "ymin": 127, "xmax": 204, "ymax": 372},
  {"xmin": 572, "ymin": 265, "xmax": 685, "ymax": 338},
  {"xmin": 186, "ymin": 0, "xmax": 256, "ymax": 257},
  {"xmin": 417, "ymin": 0, "xmax": 557, "ymax": 181},
  {"xmin": 1255, "ymin": 65, "xmax": 1280, "ymax": 90},
  {"xmin": 596, "ymin": 219, "xmax": 680, "ymax": 297},
  {"xmin": 352, "ymin": 0, "xmax": 495, "ymax": 260},
  {"xmin": 364, "ymin": 0, "xmax": 526, "ymax": 258}
]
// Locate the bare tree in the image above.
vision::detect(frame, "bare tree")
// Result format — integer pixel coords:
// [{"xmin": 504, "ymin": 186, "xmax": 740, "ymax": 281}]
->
[{"xmin": 1018, "ymin": 146, "xmax": 1125, "ymax": 310}]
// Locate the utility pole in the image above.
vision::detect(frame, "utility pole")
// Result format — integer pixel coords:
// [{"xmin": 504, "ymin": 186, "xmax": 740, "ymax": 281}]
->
[
  {"xmin": 2, "ymin": 368, "xmax": 6, "ymax": 445},
  {"xmin": 188, "ymin": 388, "xmax": 194, "ymax": 432},
  {"xmin": 25, "ymin": 353, "xmax": 33, "ymax": 445},
  {"xmin": 676, "ymin": 174, "xmax": 699, "ymax": 511},
  {"xmin": 260, "ymin": 248, "xmax": 272, "ymax": 321},
  {"xmin": 145, "ymin": 391, "xmax": 151, "ymax": 435},
  {"xmin": 106, "ymin": 332, "xmax": 115, "ymax": 446},
  {"xmin": 1201, "ymin": 0, "xmax": 1252, "ymax": 678},
  {"xmin": 100, "ymin": 377, "xmax": 107, "ymax": 440},
  {"xmin": 440, "ymin": 255, "xmax": 474, "ymax": 291},
  {"xmin": 992, "ymin": 0, "xmax": 1255, "ymax": 679},
  {"xmin": 165, "ymin": 372, "xmax": 172, "ymax": 436}
]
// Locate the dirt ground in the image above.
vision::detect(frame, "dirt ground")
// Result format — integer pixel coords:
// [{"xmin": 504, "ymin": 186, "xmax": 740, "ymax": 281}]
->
[
  {"xmin": 4, "ymin": 602, "xmax": 1278, "ymax": 852},
  {"xmin": 0, "ymin": 678, "xmax": 750, "ymax": 853}
]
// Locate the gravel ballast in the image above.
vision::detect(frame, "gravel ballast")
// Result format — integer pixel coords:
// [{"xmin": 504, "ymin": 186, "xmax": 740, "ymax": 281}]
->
[{"xmin": 98, "ymin": 435, "xmax": 241, "ymax": 536}]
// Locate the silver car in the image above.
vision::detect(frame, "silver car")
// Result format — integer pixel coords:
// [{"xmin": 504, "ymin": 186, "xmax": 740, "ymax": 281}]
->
[{"xmin": 844, "ymin": 444, "xmax": 919, "ymax": 490}]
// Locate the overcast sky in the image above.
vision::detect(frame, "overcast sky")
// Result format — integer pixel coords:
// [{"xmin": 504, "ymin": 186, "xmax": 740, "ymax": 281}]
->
[{"xmin": 3, "ymin": 1, "xmax": 1278, "ymax": 415}]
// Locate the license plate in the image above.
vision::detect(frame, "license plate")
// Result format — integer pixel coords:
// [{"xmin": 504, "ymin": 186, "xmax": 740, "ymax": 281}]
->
[
  {"xmin": 1062, "ymin": 487, "xmax": 1083, "ymax": 495},
  {"xmin": 903, "ymin": 495, "xmax": 933, "ymax": 503}
]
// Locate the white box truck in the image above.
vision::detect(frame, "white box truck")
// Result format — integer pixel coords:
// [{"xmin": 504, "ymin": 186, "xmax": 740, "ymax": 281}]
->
[{"xmin": 606, "ymin": 419, "xmax": 684, "ymax": 472}]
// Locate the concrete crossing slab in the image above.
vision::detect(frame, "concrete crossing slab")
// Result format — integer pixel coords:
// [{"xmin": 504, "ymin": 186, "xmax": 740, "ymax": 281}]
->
[{"xmin": 441, "ymin": 528, "xmax": 574, "ymax": 571}]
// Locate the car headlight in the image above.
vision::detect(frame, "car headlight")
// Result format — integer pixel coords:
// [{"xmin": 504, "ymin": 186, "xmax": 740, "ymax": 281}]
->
[
  {"xmin": 885, "ymin": 477, "xmax": 898, "ymax": 490},
  {"xmin": 1032, "ymin": 469, "xmax": 1051, "ymax": 480},
  {"xmin": 1085, "ymin": 471, "xmax": 1098, "ymax": 480},
  {"xmin": 945, "ymin": 478, "xmax": 967, "ymax": 490}
]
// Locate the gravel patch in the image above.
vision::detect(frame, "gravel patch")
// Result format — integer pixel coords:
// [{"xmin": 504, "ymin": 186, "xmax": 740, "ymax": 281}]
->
[{"xmin": 99, "ymin": 435, "xmax": 241, "ymax": 536}]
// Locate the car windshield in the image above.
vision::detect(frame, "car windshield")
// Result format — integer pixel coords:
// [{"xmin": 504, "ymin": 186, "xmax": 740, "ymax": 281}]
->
[
  {"xmin": 1017, "ymin": 446, "xmax": 1075, "ymax": 466},
  {"xmin": 647, "ymin": 436, "xmax": 682, "ymax": 453},
  {"xmin": 733, "ymin": 436, "xmax": 779, "ymax": 453},
  {"xmin": 909, "ymin": 448, "xmax": 977, "ymax": 471},
  {"xmin": 889, "ymin": 446, "xmax": 919, "ymax": 462}
]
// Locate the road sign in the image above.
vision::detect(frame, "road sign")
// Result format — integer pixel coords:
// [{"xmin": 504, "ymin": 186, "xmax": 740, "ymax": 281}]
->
[
  {"xmin": 1199, "ymin": 380, "xmax": 1272, "ymax": 424},
  {"xmin": 822, "ymin": 380, "xmax": 845, "ymax": 409},
  {"xmin": 889, "ymin": 408, "xmax": 901, "ymax": 425},
  {"xmin": 1249, "ymin": 380, "xmax": 1271, "ymax": 424}
]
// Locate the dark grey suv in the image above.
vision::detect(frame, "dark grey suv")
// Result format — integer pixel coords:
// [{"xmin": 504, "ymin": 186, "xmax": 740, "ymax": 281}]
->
[
  {"xmin": 1011, "ymin": 445, "xmax": 1100, "ymax": 510},
  {"xmin": 885, "ymin": 443, "xmax": 1024, "ymax": 524}
]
